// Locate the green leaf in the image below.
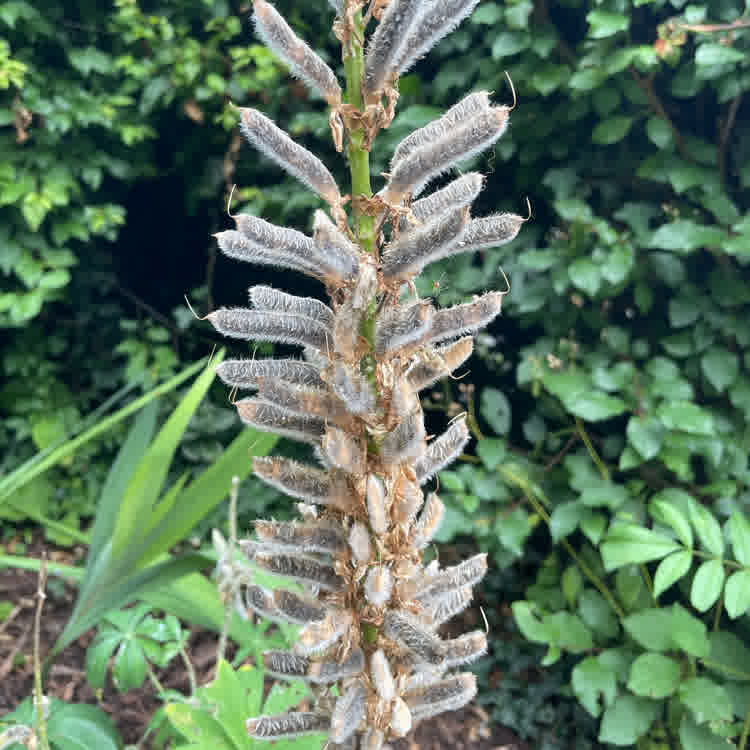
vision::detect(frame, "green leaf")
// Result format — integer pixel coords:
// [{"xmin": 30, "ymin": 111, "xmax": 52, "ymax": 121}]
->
[
  {"xmin": 586, "ymin": 10, "xmax": 629, "ymax": 38},
  {"xmin": 202, "ymin": 660, "xmax": 254, "ymax": 750},
  {"xmin": 679, "ymin": 677, "xmax": 733, "ymax": 724},
  {"xmin": 598, "ymin": 694, "xmax": 660, "ymax": 746},
  {"xmin": 47, "ymin": 703, "xmax": 122, "ymax": 750},
  {"xmin": 690, "ymin": 559, "xmax": 725, "ymax": 612},
  {"xmin": 707, "ymin": 631, "xmax": 750, "ymax": 681},
  {"xmin": 569, "ymin": 257, "xmax": 601, "ymax": 296},
  {"xmin": 729, "ymin": 511, "xmax": 750, "ymax": 566},
  {"xmin": 578, "ymin": 588, "xmax": 619, "ymax": 638},
  {"xmin": 626, "ymin": 416, "xmax": 664, "ymax": 460},
  {"xmin": 671, "ymin": 603, "xmax": 709, "ymax": 658},
  {"xmin": 471, "ymin": 2, "xmax": 502, "ymax": 24},
  {"xmin": 649, "ymin": 495, "xmax": 693, "ymax": 547},
  {"xmin": 653, "ymin": 550, "xmax": 692, "ymax": 598},
  {"xmin": 701, "ymin": 347, "xmax": 739, "ymax": 392},
  {"xmin": 592, "ymin": 116, "xmax": 634, "ymax": 145},
  {"xmin": 113, "ymin": 638, "xmax": 147, "ymax": 691},
  {"xmin": 85, "ymin": 632, "xmax": 121, "ymax": 689},
  {"xmin": 512, "ymin": 601, "xmax": 551, "ymax": 643},
  {"xmin": 657, "ymin": 401, "xmax": 714, "ymax": 435},
  {"xmin": 549, "ymin": 501, "xmax": 585, "ymax": 541},
  {"xmin": 724, "ymin": 570, "xmax": 750, "ymax": 619},
  {"xmin": 650, "ymin": 220, "xmax": 727, "ymax": 253},
  {"xmin": 543, "ymin": 611, "xmax": 594, "ymax": 652},
  {"xmin": 688, "ymin": 501, "xmax": 724, "ymax": 556},
  {"xmin": 480, "ymin": 387, "xmax": 511, "ymax": 435},
  {"xmin": 679, "ymin": 715, "xmax": 734, "ymax": 750},
  {"xmin": 476, "ymin": 438, "xmax": 506, "ymax": 470},
  {"xmin": 622, "ymin": 608, "xmax": 673, "ymax": 652},
  {"xmin": 111, "ymin": 355, "xmax": 222, "ymax": 560},
  {"xmin": 646, "ymin": 117, "xmax": 673, "ymax": 149},
  {"xmin": 491, "ymin": 31, "xmax": 528, "ymax": 59},
  {"xmin": 695, "ymin": 43, "xmax": 746, "ymax": 66},
  {"xmin": 627, "ymin": 652, "xmax": 681, "ymax": 698},
  {"xmin": 601, "ymin": 523, "xmax": 681, "ymax": 570},
  {"xmin": 571, "ymin": 656, "xmax": 617, "ymax": 717},
  {"xmin": 567, "ymin": 392, "xmax": 628, "ymax": 422}
]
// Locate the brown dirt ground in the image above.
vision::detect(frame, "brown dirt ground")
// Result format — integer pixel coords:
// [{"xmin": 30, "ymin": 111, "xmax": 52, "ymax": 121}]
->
[{"xmin": 0, "ymin": 540, "xmax": 529, "ymax": 750}]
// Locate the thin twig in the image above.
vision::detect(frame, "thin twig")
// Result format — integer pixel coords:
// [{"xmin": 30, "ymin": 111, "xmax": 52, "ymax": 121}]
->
[
  {"xmin": 719, "ymin": 94, "xmax": 742, "ymax": 188},
  {"xmin": 575, "ymin": 419, "xmax": 609, "ymax": 481},
  {"xmin": 33, "ymin": 556, "xmax": 50, "ymax": 750}
]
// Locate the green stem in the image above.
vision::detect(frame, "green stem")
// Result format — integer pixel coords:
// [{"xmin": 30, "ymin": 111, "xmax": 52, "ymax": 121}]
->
[
  {"xmin": 500, "ymin": 463, "xmax": 626, "ymax": 620},
  {"xmin": 739, "ymin": 698, "xmax": 750, "ymax": 750},
  {"xmin": 576, "ymin": 418, "xmax": 609, "ymax": 481},
  {"xmin": 343, "ymin": 10, "xmax": 374, "ymax": 253},
  {"xmin": 33, "ymin": 560, "xmax": 50, "ymax": 750}
]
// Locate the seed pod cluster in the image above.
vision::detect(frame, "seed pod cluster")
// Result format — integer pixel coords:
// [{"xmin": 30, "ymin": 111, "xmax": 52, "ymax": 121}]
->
[{"xmin": 209, "ymin": 0, "xmax": 522, "ymax": 747}]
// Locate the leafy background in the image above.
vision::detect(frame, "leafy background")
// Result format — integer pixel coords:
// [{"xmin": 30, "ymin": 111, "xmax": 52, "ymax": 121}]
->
[{"xmin": 1, "ymin": 0, "xmax": 749, "ymax": 747}]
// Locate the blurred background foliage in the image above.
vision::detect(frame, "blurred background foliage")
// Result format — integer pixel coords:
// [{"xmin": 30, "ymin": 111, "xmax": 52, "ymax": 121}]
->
[{"xmin": 1, "ymin": 0, "xmax": 749, "ymax": 747}]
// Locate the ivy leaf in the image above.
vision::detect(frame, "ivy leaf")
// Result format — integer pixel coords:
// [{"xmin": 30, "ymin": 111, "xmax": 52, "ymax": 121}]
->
[{"xmin": 690, "ymin": 559, "xmax": 725, "ymax": 613}]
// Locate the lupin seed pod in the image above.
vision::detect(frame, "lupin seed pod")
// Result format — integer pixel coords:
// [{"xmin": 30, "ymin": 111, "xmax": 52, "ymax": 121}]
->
[
  {"xmin": 209, "ymin": 0, "xmax": 521, "ymax": 744},
  {"xmin": 253, "ymin": 0, "xmax": 341, "ymax": 106}
]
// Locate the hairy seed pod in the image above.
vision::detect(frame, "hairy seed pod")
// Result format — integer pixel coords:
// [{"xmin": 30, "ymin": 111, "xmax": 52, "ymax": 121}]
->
[
  {"xmin": 381, "ymin": 411, "xmax": 426, "ymax": 464},
  {"xmin": 245, "ymin": 584, "xmax": 282, "ymax": 622},
  {"xmin": 384, "ymin": 107, "xmax": 509, "ymax": 200},
  {"xmin": 392, "ymin": 0, "xmax": 482, "ymax": 79},
  {"xmin": 253, "ymin": 456, "xmax": 330, "ymax": 503},
  {"xmin": 243, "ymin": 546, "xmax": 346, "ymax": 591},
  {"xmin": 362, "ymin": 728, "xmax": 385, "ymax": 750},
  {"xmin": 410, "ymin": 492, "xmax": 444, "ymax": 549},
  {"xmin": 313, "ymin": 209, "xmax": 361, "ymax": 267},
  {"xmin": 216, "ymin": 229, "xmax": 323, "ymax": 278},
  {"xmin": 366, "ymin": 475, "xmax": 388, "ymax": 534},
  {"xmin": 323, "ymin": 427, "xmax": 366, "ymax": 475},
  {"xmin": 403, "ymin": 173, "xmax": 484, "ymax": 231},
  {"xmin": 390, "ymin": 697, "xmax": 413, "ymax": 737},
  {"xmin": 370, "ymin": 649, "xmax": 395, "ymax": 702},
  {"xmin": 404, "ymin": 674, "xmax": 477, "ymax": 722},
  {"xmin": 426, "ymin": 292, "xmax": 504, "ymax": 344},
  {"xmin": 218, "ymin": 358, "xmax": 325, "ymax": 390},
  {"xmin": 273, "ymin": 588, "xmax": 329, "ymax": 624},
  {"xmin": 425, "ymin": 585, "xmax": 474, "ymax": 627},
  {"xmin": 349, "ymin": 522, "xmax": 373, "ymax": 564},
  {"xmin": 392, "ymin": 474, "xmax": 424, "ymax": 524},
  {"xmin": 237, "ymin": 399, "xmax": 325, "ymax": 444},
  {"xmin": 295, "ymin": 610, "xmax": 353, "ymax": 656},
  {"xmin": 307, "ymin": 647, "xmax": 366, "ymax": 684},
  {"xmin": 382, "ymin": 610, "xmax": 444, "ymax": 665},
  {"xmin": 253, "ymin": 0, "xmax": 341, "ymax": 105},
  {"xmin": 255, "ymin": 380, "xmax": 353, "ymax": 425},
  {"xmin": 416, "ymin": 553, "xmax": 488, "ymax": 600},
  {"xmin": 250, "ymin": 286, "xmax": 335, "ymax": 329},
  {"xmin": 457, "ymin": 212, "xmax": 524, "ymax": 253},
  {"xmin": 207, "ymin": 308, "xmax": 331, "ymax": 351},
  {"xmin": 407, "ymin": 337, "xmax": 474, "ymax": 391},
  {"xmin": 263, "ymin": 650, "xmax": 309, "ymax": 680},
  {"xmin": 391, "ymin": 376, "xmax": 420, "ymax": 419},
  {"xmin": 363, "ymin": 0, "xmax": 424, "ymax": 98},
  {"xmin": 364, "ymin": 565, "xmax": 393, "ymax": 606},
  {"xmin": 240, "ymin": 108, "xmax": 341, "ymax": 205},
  {"xmin": 331, "ymin": 362, "xmax": 377, "ymax": 415},
  {"xmin": 391, "ymin": 94, "xmax": 490, "ymax": 169},
  {"xmin": 247, "ymin": 712, "xmax": 330, "ymax": 739},
  {"xmin": 375, "ymin": 301, "xmax": 434, "ymax": 357},
  {"xmin": 255, "ymin": 519, "xmax": 348, "ymax": 555},
  {"xmin": 441, "ymin": 631, "xmax": 488, "ymax": 668},
  {"xmin": 382, "ymin": 206, "xmax": 469, "ymax": 281},
  {"xmin": 330, "ymin": 683, "xmax": 367, "ymax": 744},
  {"xmin": 414, "ymin": 415, "xmax": 470, "ymax": 484}
]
